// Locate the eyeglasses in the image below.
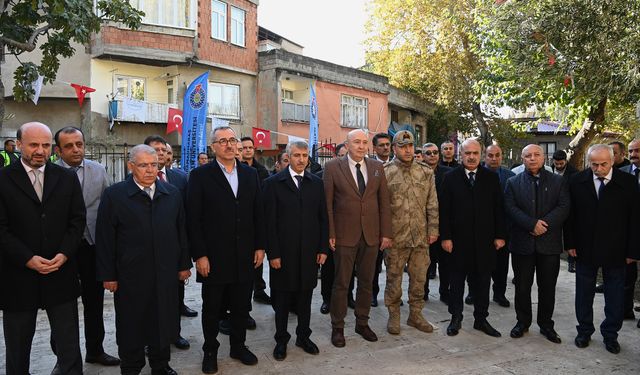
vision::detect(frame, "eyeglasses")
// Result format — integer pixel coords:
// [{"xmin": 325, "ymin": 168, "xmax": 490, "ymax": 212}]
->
[
  {"xmin": 213, "ymin": 138, "xmax": 238, "ymax": 146},
  {"xmin": 134, "ymin": 162, "xmax": 159, "ymax": 169},
  {"xmin": 424, "ymin": 150, "xmax": 439, "ymax": 156}
]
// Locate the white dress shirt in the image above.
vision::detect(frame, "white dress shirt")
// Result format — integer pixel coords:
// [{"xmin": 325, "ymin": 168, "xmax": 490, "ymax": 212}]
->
[
  {"xmin": 593, "ymin": 168, "xmax": 613, "ymax": 196},
  {"xmin": 134, "ymin": 179, "xmax": 156, "ymax": 199},
  {"xmin": 217, "ymin": 159, "xmax": 238, "ymax": 197},
  {"xmin": 347, "ymin": 154, "xmax": 368, "ymax": 186},
  {"xmin": 289, "ymin": 166, "xmax": 305, "ymax": 188},
  {"xmin": 21, "ymin": 159, "xmax": 46, "ymax": 185}
]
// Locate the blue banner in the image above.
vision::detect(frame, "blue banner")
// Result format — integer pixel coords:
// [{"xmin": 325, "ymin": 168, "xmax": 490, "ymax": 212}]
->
[
  {"xmin": 181, "ymin": 72, "xmax": 209, "ymax": 172},
  {"xmin": 309, "ymin": 82, "xmax": 319, "ymax": 160}
]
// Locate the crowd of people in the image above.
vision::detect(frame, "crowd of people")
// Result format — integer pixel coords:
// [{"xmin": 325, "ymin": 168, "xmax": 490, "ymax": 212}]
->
[{"xmin": 0, "ymin": 121, "xmax": 638, "ymax": 375}]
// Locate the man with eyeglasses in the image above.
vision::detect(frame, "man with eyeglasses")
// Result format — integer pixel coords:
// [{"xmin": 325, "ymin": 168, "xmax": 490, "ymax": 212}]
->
[
  {"xmin": 187, "ymin": 126, "xmax": 266, "ymax": 373},
  {"xmin": 440, "ymin": 141, "xmax": 459, "ymax": 168},
  {"xmin": 96, "ymin": 144, "xmax": 191, "ymax": 375}
]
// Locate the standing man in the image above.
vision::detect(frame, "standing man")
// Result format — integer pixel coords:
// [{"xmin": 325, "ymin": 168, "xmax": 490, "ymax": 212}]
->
[
  {"xmin": 504, "ymin": 144, "xmax": 570, "ymax": 343},
  {"xmin": 53, "ymin": 126, "xmax": 119, "ymax": 366},
  {"xmin": 619, "ymin": 139, "xmax": 640, "ymax": 324},
  {"xmin": 551, "ymin": 150, "xmax": 578, "ymax": 273},
  {"xmin": 0, "ymin": 122, "xmax": 86, "ymax": 375},
  {"xmin": 422, "ymin": 142, "xmax": 452, "ymax": 303},
  {"xmin": 198, "ymin": 152, "xmax": 210, "ymax": 166},
  {"xmin": 96, "ymin": 144, "xmax": 192, "ymax": 375},
  {"xmin": 440, "ymin": 141, "xmax": 459, "ymax": 168},
  {"xmin": 609, "ymin": 141, "xmax": 631, "ymax": 169},
  {"xmin": 263, "ymin": 140, "xmax": 329, "ymax": 360},
  {"xmin": 565, "ymin": 144, "xmax": 639, "ymax": 354},
  {"xmin": 323, "ymin": 129, "xmax": 392, "ymax": 347},
  {"xmin": 0, "ymin": 139, "xmax": 20, "ymax": 167},
  {"xmin": 188, "ymin": 126, "xmax": 266, "ymax": 373},
  {"xmin": 371, "ymin": 132, "xmax": 392, "ymax": 306},
  {"xmin": 439, "ymin": 138, "xmax": 506, "ymax": 337},
  {"xmin": 384, "ymin": 131, "xmax": 439, "ymax": 335}
]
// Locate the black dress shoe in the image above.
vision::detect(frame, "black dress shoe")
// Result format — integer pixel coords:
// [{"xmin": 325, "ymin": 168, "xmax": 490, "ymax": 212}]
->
[
  {"xmin": 247, "ymin": 315, "xmax": 257, "ymax": 330},
  {"xmin": 371, "ymin": 297, "xmax": 378, "ymax": 307},
  {"xmin": 202, "ymin": 351, "xmax": 218, "ymax": 374},
  {"xmin": 464, "ymin": 294, "xmax": 473, "ymax": 305},
  {"xmin": 574, "ymin": 335, "xmax": 590, "ymax": 348},
  {"xmin": 273, "ymin": 343, "xmax": 287, "ymax": 361},
  {"xmin": 180, "ymin": 305, "xmax": 198, "ymax": 317},
  {"xmin": 447, "ymin": 315, "xmax": 462, "ymax": 336},
  {"xmin": 568, "ymin": 262, "xmax": 576, "ymax": 273},
  {"xmin": 473, "ymin": 320, "xmax": 501, "ymax": 337},
  {"xmin": 623, "ymin": 310, "xmax": 635, "ymax": 320},
  {"xmin": 347, "ymin": 296, "xmax": 356, "ymax": 309},
  {"xmin": 493, "ymin": 295, "xmax": 510, "ymax": 308},
  {"xmin": 151, "ymin": 365, "xmax": 178, "ymax": 375},
  {"xmin": 253, "ymin": 290, "xmax": 271, "ymax": 304},
  {"xmin": 540, "ymin": 327, "xmax": 561, "ymax": 343},
  {"xmin": 295, "ymin": 337, "xmax": 319, "ymax": 355},
  {"xmin": 230, "ymin": 346, "xmax": 258, "ymax": 365},
  {"xmin": 174, "ymin": 336, "xmax": 190, "ymax": 349},
  {"xmin": 85, "ymin": 352, "xmax": 121, "ymax": 366},
  {"xmin": 594, "ymin": 283, "xmax": 604, "ymax": 293},
  {"xmin": 604, "ymin": 339, "xmax": 621, "ymax": 354},
  {"xmin": 510, "ymin": 322, "xmax": 528, "ymax": 338},
  {"xmin": 219, "ymin": 319, "xmax": 231, "ymax": 335},
  {"xmin": 320, "ymin": 301, "xmax": 330, "ymax": 314}
]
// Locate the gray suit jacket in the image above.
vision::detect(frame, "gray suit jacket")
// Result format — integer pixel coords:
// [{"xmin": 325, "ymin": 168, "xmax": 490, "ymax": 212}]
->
[
  {"xmin": 56, "ymin": 158, "xmax": 111, "ymax": 244},
  {"xmin": 619, "ymin": 164, "xmax": 640, "ymax": 185}
]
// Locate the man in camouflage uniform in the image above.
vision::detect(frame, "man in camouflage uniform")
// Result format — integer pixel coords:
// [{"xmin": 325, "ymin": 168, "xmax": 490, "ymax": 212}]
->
[{"xmin": 383, "ymin": 130, "xmax": 439, "ymax": 334}]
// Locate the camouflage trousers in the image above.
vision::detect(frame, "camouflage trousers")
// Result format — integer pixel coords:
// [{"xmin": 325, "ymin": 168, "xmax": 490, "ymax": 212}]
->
[{"xmin": 384, "ymin": 246, "xmax": 430, "ymax": 310}]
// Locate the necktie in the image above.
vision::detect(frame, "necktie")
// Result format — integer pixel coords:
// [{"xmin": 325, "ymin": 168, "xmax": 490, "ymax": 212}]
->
[
  {"xmin": 31, "ymin": 169, "xmax": 43, "ymax": 201},
  {"xmin": 597, "ymin": 177, "xmax": 606, "ymax": 199},
  {"xmin": 144, "ymin": 187, "xmax": 153, "ymax": 199},
  {"xmin": 294, "ymin": 175, "xmax": 303, "ymax": 189},
  {"xmin": 468, "ymin": 171, "xmax": 475, "ymax": 187},
  {"xmin": 356, "ymin": 163, "xmax": 366, "ymax": 196},
  {"xmin": 157, "ymin": 170, "xmax": 165, "ymax": 182}
]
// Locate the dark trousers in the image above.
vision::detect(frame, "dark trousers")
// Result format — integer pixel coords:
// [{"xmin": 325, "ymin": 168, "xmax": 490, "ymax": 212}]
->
[
  {"xmin": 512, "ymin": 252, "xmax": 560, "ymax": 329},
  {"xmin": 321, "ymin": 250, "xmax": 335, "ymax": 303},
  {"xmin": 623, "ymin": 262, "xmax": 638, "ymax": 314},
  {"xmin": 272, "ymin": 289, "xmax": 313, "ymax": 344},
  {"xmin": 448, "ymin": 268, "xmax": 491, "ymax": 321},
  {"xmin": 119, "ymin": 345, "xmax": 169, "ymax": 374},
  {"xmin": 330, "ymin": 236, "xmax": 378, "ymax": 328},
  {"xmin": 575, "ymin": 262, "xmax": 625, "ymax": 341},
  {"xmin": 177, "ymin": 280, "xmax": 185, "ymax": 336},
  {"xmin": 201, "ymin": 282, "xmax": 252, "ymax": 354},
  {"xmin": 492, "ymin": 249, "xmax": 510, "ymax": 297},
  {"xmin": 78, "ymin": 241, "xmax": 106, "ymax": 355},
  {"xmin": 372, "ymin": 250, "xmax": 384, "ymax": 300},
  {"xmin": 425, "ymin": 245, "xmax": 450, "ymax": 297},
  {"xmin": 253, "ymin": 264, "xmax": 267, "ymax": 294},
  {"xmin": 3, "ymin": 300, "xmax": 82, "ymax": 375}
]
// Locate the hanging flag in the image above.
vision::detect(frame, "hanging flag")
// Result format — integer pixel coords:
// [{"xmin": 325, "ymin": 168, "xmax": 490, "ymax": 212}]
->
[
  {"xmin": 309, "ymin": 82, "xmax": 319, "ymax": 160},
  {"xmin": 122, "ymin": 97, "xmax": 147, "ymax": 123},
  {"xmin": 181, "ymin": 72, "xmax": 209, "ymax": 173},
  {"xmin": 108, "ymin": 101, "xmax": 118, "ymax": 130},
  {"xmin": 252, "ymin": 127, "xmax": 272, "ymax": 149},
  {"xmin": 167, "ymin": 108, "xmax": 184, "ymax": 134},
  {"xmin": 70, "ymin": 83, "xmax": 96, "ymax": 107},
  {"xmin": 288, "ymin": 135, "xmax": 306, "ymax": 143},
  {"xmin": 31, "ymin": 75, "xmax": 44, "ymax": 105}
]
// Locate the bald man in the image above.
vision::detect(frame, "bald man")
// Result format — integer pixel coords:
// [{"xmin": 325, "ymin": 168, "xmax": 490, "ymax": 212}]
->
[{"xmin": 0, "ymin": 122, "xmax": 86, "ymax": 374}]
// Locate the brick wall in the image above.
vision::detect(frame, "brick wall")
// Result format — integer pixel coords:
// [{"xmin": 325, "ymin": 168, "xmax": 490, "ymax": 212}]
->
[{"xmin": 100, "ymin": 26, "xmax": 193, "ymax": 52}]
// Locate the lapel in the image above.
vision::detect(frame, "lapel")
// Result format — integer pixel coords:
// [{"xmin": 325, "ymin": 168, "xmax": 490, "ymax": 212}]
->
[
  {"xmin": 41, "ymin": 163, "xmax": 61, "ymax": 203},
  {"xmin": 363, "ymin": 157, "xmax": 377, "ymax": 197},
  {"xmin": 7, "ymin": 161, "xmax": 41, "ymax": 203},
  {"xmin": 338, "ymin": 156, "xmax": 360, "ymax": 196},
  {"xmin": 578, "ymin": 169, "xmax": 598, "ymax": 201},
  {"xmin": 277, "ymin": 168, "xmax": 299, "ymax": 193},
  {"xmin": 457, "ymin": 166, "xmax": 473, "ymax": 189},
  {"xmin": 210, "ymin": 160, "xmax": 237, "ymax": 199}
]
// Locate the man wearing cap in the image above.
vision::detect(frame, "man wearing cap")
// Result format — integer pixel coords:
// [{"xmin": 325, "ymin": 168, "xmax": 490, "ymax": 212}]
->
[{"xmin": 383, "ymin": 131, "xmax": 439, "ymax": 335}]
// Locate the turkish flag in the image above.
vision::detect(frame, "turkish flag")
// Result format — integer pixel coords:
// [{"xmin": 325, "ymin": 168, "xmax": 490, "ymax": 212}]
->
[
  {"xmin": 252, "ymin": 127, "xmax": 272, "ymax": 149},
  {"xmin": 166, "ymin": 108, "xmax": 184, "ymax": 134},
  {"xmin": 70, "ymin": 83, "xmax": 96, "ymax": 107}
]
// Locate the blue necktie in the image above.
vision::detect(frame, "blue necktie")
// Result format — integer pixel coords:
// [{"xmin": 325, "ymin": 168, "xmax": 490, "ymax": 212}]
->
[
  {"xmin": 468, "ymin": 171, "xmax": 475, "ymax": 187},
  {"xmin": 597, "ymin": 177, "xmax": 606, "ymax": 199}
]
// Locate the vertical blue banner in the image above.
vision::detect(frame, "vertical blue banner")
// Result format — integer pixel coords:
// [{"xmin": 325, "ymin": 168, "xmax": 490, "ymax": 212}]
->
[
  {"xmin": 181, "ymin": 72, "xmax": 209, "ymax": 172},
  {"xmin": 309, "ymin": 82, "xmax": 319, "ymax": 161}
]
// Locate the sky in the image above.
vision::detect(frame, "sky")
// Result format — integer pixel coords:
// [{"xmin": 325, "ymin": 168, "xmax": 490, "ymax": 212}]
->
[{"xmin": 257, "ymin": 0, "xmax": 369, "ymax": 68}]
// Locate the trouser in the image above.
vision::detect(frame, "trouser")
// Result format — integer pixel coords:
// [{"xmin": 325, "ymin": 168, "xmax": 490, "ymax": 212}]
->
[
  {"xmin": 320, "ymin": 250, "xmax": 335, "ymax": 303},
  {"xmin": 119, "ymin": 345, "xmax": 169, "ymax": 374},
  {"xmin": 492, "ymin": 248, "xmax": 510, "ymax": 298},
  {"xmin": 272, "ymin": 290, "xmax": 313, "ymax": 344},
  {"xmin": 201, "ymin": 282, "xmax": 252, "ymax": 354},
  {"xmin": 177, "ymin": 280, "xmax": 185, "ymax": 336},
  {"xmin": 4, "ymin": 300, "xmax": 82, "ymax": 375},
  {"xmin": 253, "ymin": 264, "xmax": 267, "ymax": 294},
  {"xmin": 372, "ymin": 251, "xmax": 385, "ymax": 301},
  {"xmin": 425, "ymin": 244, "xmax": 450, "ymax": 297},
  {"xmin": 385, "ymin": 246, "xmax": 430, "ymax": 310},
  {"xmin": 330, "ymin": 236, "xmax": 378, "ymax": 328},
  {"xmin": 512, "ymin": 252, "xmax": 560, "ymax": 329},
  {"xmin": 78, "ymin": 241, "xmax": 107, "ymax": 355},
  {"xmin": 448, "ymin": 268, "xmax": 491, "ymax": 321},
  {"xmin": 575, "ymin": 262, "xmax": 625, "ymax": 341},
  {"xmin": 623, "ymin": 261, "xmax": 638, "ymax": 314}
]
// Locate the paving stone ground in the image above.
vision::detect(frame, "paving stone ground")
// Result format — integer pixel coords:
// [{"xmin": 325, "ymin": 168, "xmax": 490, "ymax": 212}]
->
[{"xmin": 1, "ymin": 259, "xmax": 639, "ymax": 375}]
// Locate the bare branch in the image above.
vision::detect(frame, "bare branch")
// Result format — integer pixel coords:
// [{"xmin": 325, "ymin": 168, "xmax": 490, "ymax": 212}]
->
[{"xmin": 0, "ymin": 24, "xmax": 51, "ymax": 53}]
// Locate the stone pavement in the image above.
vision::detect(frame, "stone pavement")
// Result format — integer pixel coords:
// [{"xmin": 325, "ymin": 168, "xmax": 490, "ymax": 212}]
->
[{"xmin": 1, "ymin": 259, "xmax": 639, "ymax": 375}]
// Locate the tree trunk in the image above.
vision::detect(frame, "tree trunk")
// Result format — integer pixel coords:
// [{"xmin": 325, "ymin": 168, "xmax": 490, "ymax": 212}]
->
[
  {"xmin": 566, "ymin": 97, "xmax": 607, "ymax": 170},
  {"xmin": 471, "ymin": 102, "xmax": 492, "ymax": 147}
]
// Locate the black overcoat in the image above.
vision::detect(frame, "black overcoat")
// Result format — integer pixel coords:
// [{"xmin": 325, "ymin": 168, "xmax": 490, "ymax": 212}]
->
[
  {"xmin": 0, "ymin": 161, "xmax": 85, "ymax": 311},
  {"xmin": 187, "ymin": 161, "xmax": 266, "ymax": 284},
  {"xmin": 263, "ymin": 169, "xmax": 329, "ymax": 291},
  {"xmin": 438, "ymin": 166, "xmax": 506, "ymax": 272},
  {"xmin": 95, "ymin": 176, "xmax": 191, "ymax": 349}
]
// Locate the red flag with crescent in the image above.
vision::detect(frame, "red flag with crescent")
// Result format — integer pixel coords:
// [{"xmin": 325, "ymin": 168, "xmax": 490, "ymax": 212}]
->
[
  {"xmin": 167, "ymin": 108, "xmax": 184, "ymax": 134},
  {"xmin": 70, "ymin": 83, "xmax": 96, "ymax": 107},
  {"xmin": 252, "ymin": 127, "xmax": 272, "ymax": 149}
]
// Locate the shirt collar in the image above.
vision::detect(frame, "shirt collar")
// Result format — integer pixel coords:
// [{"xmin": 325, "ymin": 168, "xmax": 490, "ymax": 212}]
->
[
  {"xmin": 288, "ymin": 166, "xmax": 305, "ymax": 179},
  {"xmin": 59, "ymin": 158, "xmax": 84, "ymax": 169},
  {"xmin": 464, "ymin": 168, "xmax": 478, "ymax": 177},
  {"xmin": 593, "ymin": 168, "xmax": 613, "ymax": 181},
  {"xmin": 159, "ymin": 166, "xmax": 167, "ymax": 175},
  {"xmin": 20, "ymin": 158, "xmax": 46, "ymax": 174},
  {"xmin": 133, "ymin": 179, "xmax": 156, "ymax": 195},
  {"xmin": 347, "ymin": 154, "xmax": 365, "ymax": 167},
  {"xmin": 217, "ymin": 158, "xmax": 237, "ymax": 174}
]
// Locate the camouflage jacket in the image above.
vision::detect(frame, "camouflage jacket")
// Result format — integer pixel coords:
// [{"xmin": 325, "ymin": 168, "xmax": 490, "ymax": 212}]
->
[{"xmin": 384, "ymin": 159, "xmax": 439, "ymax": 248}]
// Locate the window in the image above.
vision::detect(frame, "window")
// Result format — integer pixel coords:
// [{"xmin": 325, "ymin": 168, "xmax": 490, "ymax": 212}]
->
[
  {"xmin": 391, "ymin": 110, "xmax": 399, "ymax": 123},
  {"xmin": 538, "ymin": 142, "xmax": 556, "ymax": 164},
  {"xmin": 133, "ymin": 0, "xmax": 194, "ymax": 29},
  {"xmin": 115, "ymin": 75, "xmax": 146, "ymax": 100},
  {"xmin": 208, "ymin": 82, "xmax": 240, "ymax": 120},
  {"xmin": 341, "ymin": 94, "xmax": 368, "ymax": 128},
  {"xmin": 167, "ymin": 80, "xmax": 174, "ymax": 104},
  {"xmin": 281, "ymin": 89, "xmax": 294, "ymax": 101},
  {"xmin": 230, "ymin": 6, "xmax": 245, "ymax": 46},
  {"xmin": 211, "ymin": 0, "xmax": 227, "ymax": 40},
  {"xmin": 415, "ymin": 125, "xmax": 423, "ymax": 147}
]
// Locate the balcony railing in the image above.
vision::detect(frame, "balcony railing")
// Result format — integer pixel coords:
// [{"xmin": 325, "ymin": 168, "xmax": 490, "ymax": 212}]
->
[
  {"xmin": 282, "ymin": 102, "xmax": 310, "ymax": 123},
  {"xmin": 109, "ymin": 99, "xmax": 178, "ymax": 123}
]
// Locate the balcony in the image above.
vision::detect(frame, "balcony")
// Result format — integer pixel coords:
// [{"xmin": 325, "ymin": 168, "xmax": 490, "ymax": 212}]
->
[
  {"xmin": 282, "ymin": 102, "xmax": 310, "ymax": 123},
  {"xmin": 108, "ymin": 99, "xmax": 178, "ymax": 123}
]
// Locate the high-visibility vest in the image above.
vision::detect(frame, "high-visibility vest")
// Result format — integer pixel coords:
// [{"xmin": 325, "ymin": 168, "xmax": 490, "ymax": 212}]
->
[{"xmin": 0, "ymin": 150, "xmax": 19, "ymax": 167}]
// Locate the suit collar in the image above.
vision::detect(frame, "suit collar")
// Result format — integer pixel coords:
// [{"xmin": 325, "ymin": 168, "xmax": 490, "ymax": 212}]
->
[{"xmin": 338, "ymin": 156, "xmax": 360, "ymax": 196}]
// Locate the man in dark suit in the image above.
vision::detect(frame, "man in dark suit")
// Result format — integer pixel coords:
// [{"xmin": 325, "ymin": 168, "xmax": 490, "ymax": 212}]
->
[
  {"xmin": 504, "ymin": 144, "xmax": 570, "ymax": 343},
  {"xmin": 565, "ymin": 144, "xmax": 640, "ymax": 354},
  {"xmin": 440, "ymin": 141, "xmax": 459, "ymax": 168},
  {"xmin": 96, "ymin": 144, "xmax": 192, "ymax": 375},
  {"xmin": 551, "ymin": 150, "xmax": 578, "ymax": 273},
  {"xmin": 53, "ymin": 126, "xmax": 118, "ymax": 366},
  {"xmin": 0, "ymin": 122, "xmax": 86, "ymax": 375},
  {"xmin": 188, "ymin": 126, "xmax": 266, "ymax": 373},
  {"xmin": 323, "ymin": 129, "xmax": 392, "ymax": 347},
  {"xmin": 439, "ymin": 138, "xmax": 506, "ymax": 337},
  {"xmin": 263, "ymin": 140, "xmax": 329, "ymax": 361}
]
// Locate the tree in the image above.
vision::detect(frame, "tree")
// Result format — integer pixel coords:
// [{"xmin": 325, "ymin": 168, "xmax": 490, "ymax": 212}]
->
[
  {"xmin": 0, "ymin": 0, "xmax": 143, "ymax": 130},
  {"xmin": 475, "ymin": 0, "xmax": 640, "ymax": 166}
]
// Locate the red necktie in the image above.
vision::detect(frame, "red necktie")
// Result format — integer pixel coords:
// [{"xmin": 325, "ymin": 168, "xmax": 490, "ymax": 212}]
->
[{"xmin": 157, "ymin": 170, "xmax": 166, "ymax": 182}]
